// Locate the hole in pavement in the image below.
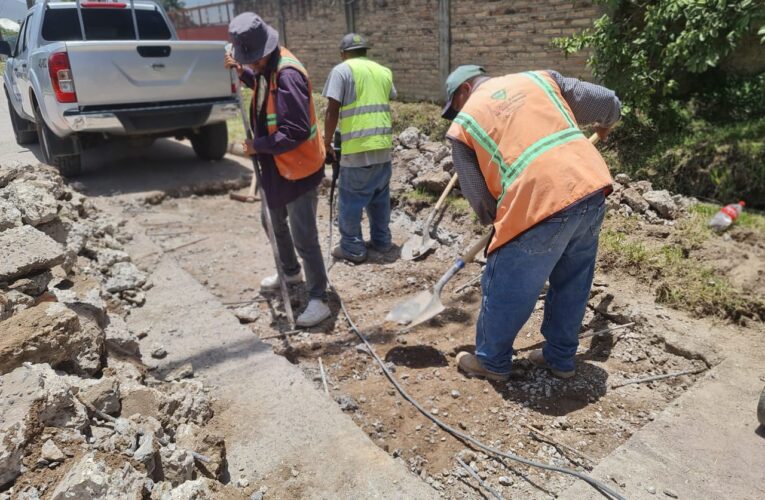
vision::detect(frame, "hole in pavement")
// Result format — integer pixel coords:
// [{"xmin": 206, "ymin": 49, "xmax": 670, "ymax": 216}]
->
[{"xmin": 385, "ymin": 345, "xmax": 448, "ymax": 368}]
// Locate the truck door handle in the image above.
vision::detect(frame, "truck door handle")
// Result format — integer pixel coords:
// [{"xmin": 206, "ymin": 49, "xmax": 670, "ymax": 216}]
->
[{"xmin": 137, "ymin": 46, "xmax": 171, "ymax": 58}]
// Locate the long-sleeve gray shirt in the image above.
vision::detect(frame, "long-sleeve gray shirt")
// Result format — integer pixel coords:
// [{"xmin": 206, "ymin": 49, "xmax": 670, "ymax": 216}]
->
[{"xmin": 449, "ymin": 70, "xmax": 621, "ymax": 225}]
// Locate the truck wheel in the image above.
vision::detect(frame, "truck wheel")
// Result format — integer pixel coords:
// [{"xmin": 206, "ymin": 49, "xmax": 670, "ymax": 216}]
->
[
  {"xmin": 759, "ymin": 386, "xmax": 765, "ymax": 427},
  {"xmin": 34, "ymin": 105, "xmax": 82, "ymax": 177},
  {"xmin": 191, "ymin": 122, "xmax": 228, "ymax": 161},
  {"xmin": 6, "ymin": 93, "xmax": 38, "ymax": 145}
]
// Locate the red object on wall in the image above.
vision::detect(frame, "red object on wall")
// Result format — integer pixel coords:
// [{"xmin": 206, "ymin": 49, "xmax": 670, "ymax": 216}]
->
[{"xmin": 176, "ymin": 26, "xmax": 229, "ymax": 41}]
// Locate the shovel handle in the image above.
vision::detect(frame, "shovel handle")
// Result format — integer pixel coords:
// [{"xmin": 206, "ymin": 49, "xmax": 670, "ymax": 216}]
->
[
  {"xmin": 434, "ymin": 173, "xmax": 459, "ymax": 212},
  {"xmin": 589, "ymin": 132, "xmax": 600, "ymax": 145},
  {"xmin": 462, "ymin": 231, "xmax": 493, "ymax": 264},
  {"xmin": 433, "ymin": 232, "xmax": 492, "ymax": 294}
]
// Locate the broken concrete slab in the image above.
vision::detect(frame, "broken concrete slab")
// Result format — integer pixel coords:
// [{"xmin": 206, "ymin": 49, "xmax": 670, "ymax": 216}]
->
[
  {"xmin": 621, "ymin": 187, "xmax": 649, "ymax": 214},
  {"xmin": 104, "ymin": 316, "xmax": 141, "ymax": 357},
  {"xmin": 0, "ymin": 225, "xmax": 65, "ymax": 282},
  {"xmin": 0, "ymin": 198, "xmax": 22, "ymax": 230},
  {"xmin": 79, "ymin": 377, "xmax": 121, "ymax": 416},
  {"xmin": 105, "ymin": 262, "xmax": 147, "ymax": 293},
  {"xmin": 49, "ymin": 452, "xmax": 146, "ymax": 500},
  {"xmin": 398, "ymin": 127, "xmax": 420, "ymax": 149},
  {"xmin": 643, "ymin": 189, "xmax": 679, "ymax": 219},
  {"xmin": 157, "ymin": 447, "xmax": 195, "ymax": 487},
  {"xmin": 1, "ymin": 181, "xmax": 59, "ymax": 226},
  {"xmin": 175, "ymin": 423, "xmax": 226, "ymax": 480},
  {"xmin": 413, "ymin": 169, "xmax": 452, "ymax": 194},
  {"xmin": 7, "ymin": 270, "xmax": 53, "ymax": 296}
]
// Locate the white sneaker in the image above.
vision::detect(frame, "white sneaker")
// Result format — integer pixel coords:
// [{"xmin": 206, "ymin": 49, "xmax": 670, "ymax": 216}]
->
[
  {"xmin": 296, "ymin": 299, "xmax": 331, "ymax": 327},
  {"xmin": 260, "ymin": 272, "xmax": 303, "ymax": 291}
]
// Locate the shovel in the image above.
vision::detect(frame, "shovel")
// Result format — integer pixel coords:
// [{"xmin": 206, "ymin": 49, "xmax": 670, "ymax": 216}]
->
[
  {"xmin": 387, "ymin": 231, "xmax": 492, "ymax": 329},
  {"xmin": 401, "ymin": 173, "xmax": 459, "ymax": 260}
]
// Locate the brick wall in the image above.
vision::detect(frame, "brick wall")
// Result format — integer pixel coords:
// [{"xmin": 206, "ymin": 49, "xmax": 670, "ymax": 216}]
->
[{"xmin": 232, "ymin": 0, "xmax": 600, "ymax": 102}]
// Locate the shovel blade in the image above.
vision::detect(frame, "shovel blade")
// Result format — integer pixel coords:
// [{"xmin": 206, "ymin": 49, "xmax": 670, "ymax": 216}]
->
[
  {"xmin": 401, "ymin": 234, "xmax": 435, "ymax": 261},
  {"xmin": 386, "ymin": 289, "xmax": 445, "ymax": 329}
]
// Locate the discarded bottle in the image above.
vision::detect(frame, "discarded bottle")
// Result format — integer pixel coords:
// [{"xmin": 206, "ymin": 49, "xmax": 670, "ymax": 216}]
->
[{"xmin": 708, "ymin": 201, "xmax": 745, "ymax": 232}]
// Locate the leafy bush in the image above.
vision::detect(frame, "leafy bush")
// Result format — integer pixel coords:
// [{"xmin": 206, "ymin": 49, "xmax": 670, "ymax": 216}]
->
[{"xmin": 554, "ymin": 0, "xmax": 765, "ymax": 127}]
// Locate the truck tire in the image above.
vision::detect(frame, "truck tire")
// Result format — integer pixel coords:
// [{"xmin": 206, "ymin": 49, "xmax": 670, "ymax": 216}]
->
[
  {"xmin": 759, "ymin": 386, "xmax": 765, "ymax": 427},
  {"xmin": 190, "ymin": 122, "xmax": 228, "ymax": 161},
  {"xmin": 6, "ymin": 93, "xmax": 38, "ymax": 145},
  {"xmin": 34, "ymin": 105, "xmax": 82, "ymax": 177}
]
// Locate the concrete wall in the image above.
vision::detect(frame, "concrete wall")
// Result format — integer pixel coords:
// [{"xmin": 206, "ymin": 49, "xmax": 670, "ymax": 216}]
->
[{"xmin": 233, "ymin": 0, "xmax": 600, "ymax": 102}]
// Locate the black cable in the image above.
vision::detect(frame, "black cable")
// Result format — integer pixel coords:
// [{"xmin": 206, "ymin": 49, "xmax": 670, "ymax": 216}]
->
[{"xmin": 325, "ymin": 278, "xmax": 626, "ymax": 500}]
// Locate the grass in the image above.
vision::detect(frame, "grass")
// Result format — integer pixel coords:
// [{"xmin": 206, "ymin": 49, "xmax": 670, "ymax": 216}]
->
[{"xmin": 599, "ymin": 207, "xmax": 765, "ymax": 322}]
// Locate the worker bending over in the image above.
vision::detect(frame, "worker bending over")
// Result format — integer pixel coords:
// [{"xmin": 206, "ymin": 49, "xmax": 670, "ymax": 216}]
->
[
  {"xmin": 226, "ymin": 13, "xmax": 330, "ymax": 327},
  {"xmin": 442, "ymin": 65, "xmax": 621, "ymax": 381},
  {"xmin": 322, "ymin": 33, "xmax": 396, "ymax": 264}
]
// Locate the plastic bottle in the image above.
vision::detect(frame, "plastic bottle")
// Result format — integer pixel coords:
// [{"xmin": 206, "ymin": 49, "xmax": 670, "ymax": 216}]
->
[{"xmin": 708, "ymin": 201, "xmax": 745, "ymax": 232}]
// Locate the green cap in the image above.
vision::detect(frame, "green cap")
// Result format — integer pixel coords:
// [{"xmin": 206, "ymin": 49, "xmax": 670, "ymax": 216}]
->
[{"xmin": 441, "ymin": 64, "xmax": 486, "ymax": 120}]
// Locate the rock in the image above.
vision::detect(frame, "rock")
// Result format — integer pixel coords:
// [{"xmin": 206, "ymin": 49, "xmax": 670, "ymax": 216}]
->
[
  {"xmin": 105, "ymin": 262, "xmax": 147, "ymax": 293},
  {"xmin": 166, "ymin": 363, "xmax": 194, "ymax": 381},
  {"xmin": 105, "ymin": 316, "xmax": 141, "ymax": 357},
  {"xmin": 7, "ymin": 270, "xmax": 53, "ymax": 296},
  {"xmin": 0, "ymin": 163, "xmax": 23, "ymax": 188},
  {"xmin": 175, "ymin": 423, "xmax": 227, "ymax": 480},
  {"xmin": 614, "ymin": 173, "xmax": 631, "ymax": 185},
  {"xmin": 237, "ymin": 476, "xmax": 250, "ymax": 488},
  {"xmin": 0, "ymin": 225, "xmax": 65, "ymax": 282},
  {"xmin": 158, "ymin": 447, "xmax": 195, "ymax": 486},
  {"xmin": 498, "ymin": 475, "xmax": 513, "ymax": 486},
  {"xmin": 152, "ymin": 477, "xmax": 245, "ymax": 500},
  {"xmin": 120, "ymin": 290, "xmax": 146, "ymax": 307},
  {"xmin": 233, "ymin": 304, "xmax": 260, "ymax": 324},
  {"xmin": 41, "ymin": 439, "xmax": 66, "ymax": 463},
  {"xmin": 631, "ymin": 179, "xmax": 653, "ymax": 195},
  {"xmin": 663, "ymin": 489, "xmax": 678, "ymax": 498},
  {"xmin": 621, "ymin": 188, "xmax": 649, "ymax": 214},
  {"xmin": 412, "ymin": 169, "xmax": 452, "ymax": 194},
  {"xmin": 151, "ymin": 344, "xmax": 168, "ymax": 359},
  {"xmin": 646, "ymin": 486, "xmax": 657, "ymax": 494},
  {"xmin": 134, "ymin": 431, "xmax": 157, "ymax": 474},
  {"xmin": 643, "ymin": 190, "xmax": 678, "ymax": 219},
  {"xmin": 592, "ymin": 293, "xmax": 646, "ymax": 325},
  {"xmin": 250, "ymin": 493, "xmax": 263, "ymax": 500},
  {"xmin": 80, "ymin": 377, "xmax": 121, "ymax": 416},
  {"xmin": 437, "ymin": 156, "xmax": 454, "ymax": 174},
  {"xmin": 0, "ymin": 290, "xmax": 35, "ymax": 319},
  {"xmin": 451, "ymin": 389, "xmax": 460, "ymax": 399},
  {"xmin": 0, "ymin": 198, "xmax": 23, "ymax": 230},
  {"xmin": 1, "ymin": 182, "xmax": 58, "ymax": 226},
  {"xmin": 49, "ymin": 452, "xmax": 145, "ymax": 500},
  {"xmin": 336, "ymin": 395, "xmax": 358, "ymax": 412},
  {"xmin": 0, "ymin": 364, "xmax": 88, "ymax": 485},
  {"xmin": 398, "ymin": 127, "xmax": 420, "ymax": 149},
  {"xmin": 0, "ymin": 302, "xmax": 105, "ymax": 376},
  {"xmin": 419, "ymin": 142, "xmax": 450, "ymax": 164},
  {"xmin": 95, "ymin": 248, "xmax": 130, "ymax": 269},
  {"xmin": 162, "ymin": 381, "xmax": 213, "ymax": 426},
  {"xmin": 121, "ymin": 386, "xmax": 169, "ymax": 423}
]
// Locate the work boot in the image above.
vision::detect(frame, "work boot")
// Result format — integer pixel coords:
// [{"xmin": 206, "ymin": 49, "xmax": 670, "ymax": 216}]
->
[
  {"xmin": 260, "ymin": 272, "xmax": 303, "ymax": 291},
  {"xmin": 365, "ymin": 240, "xmax": 393, "ymax": 253},
  {"xmin": 296, "ymin": 299, "xmax": 331, "ymax": 327},
  {"xmin": 456, "ymin": 352, "xmax": 510, "ymax": 382},
  {"xmin": 527, "ymin": 349, "xmax": 575, "ymax": 379},
  {"xmin": 332, "ymin": 245, "xmax": 367, "ymax": 264}
]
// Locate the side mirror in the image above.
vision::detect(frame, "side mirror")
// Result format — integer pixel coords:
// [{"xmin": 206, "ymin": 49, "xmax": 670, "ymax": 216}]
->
[{"xmin": 0, "ymin": 41, "xmax": 11, "ymax": 57}]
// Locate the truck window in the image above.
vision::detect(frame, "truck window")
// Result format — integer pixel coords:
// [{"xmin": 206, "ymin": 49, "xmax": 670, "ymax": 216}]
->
[
  {"xmin": 23, "ymin": 14, "xmax": 34, "ymax": 51},
  {"xmin": 41, "ymin": 8, "xmax": 172, "ymax": 41},
  {"xmin": 14, "ymin": 19, "xmax": 26, "ymax": 56}
]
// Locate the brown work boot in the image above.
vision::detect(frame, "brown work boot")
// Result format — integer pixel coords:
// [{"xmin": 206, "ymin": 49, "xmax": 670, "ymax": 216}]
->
[
  {"xmin": 456, "ymin": 352, "xmax": 510, "ymax": 382},
  {"xmin": 527, "ymin": 349, "xmax": 575, "ymax": 379}
]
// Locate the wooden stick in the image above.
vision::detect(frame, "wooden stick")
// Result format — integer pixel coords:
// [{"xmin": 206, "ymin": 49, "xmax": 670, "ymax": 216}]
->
[
  {"xmin": 164, "ymin": 236, "xmax": 209, "ymax": 253},
  {"xmin": 522, "ymin": 423, "xmax": 597, "ymax": 465},
  {"xmin": 456, "ymin": 457, "xmax": 505, "ymax": 500},
  {"xmin": 611, "ymin": 368, "xmax": 706, "ymax": 389},
  {"xmin": 75, "ymin": 394, "xmax": 117, "ymax": 423},
  {"xmin": 579, "ymin": 322, "xmax": 635, "ymax": 339},
  {"xmin": 318, "ymin": 357, "xmax": 329, "ymax": 396}
]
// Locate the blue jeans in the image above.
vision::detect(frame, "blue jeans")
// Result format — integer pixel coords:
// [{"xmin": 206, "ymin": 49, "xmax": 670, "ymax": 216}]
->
[
  {"xmin": 338, "ymin": 162, "xmax": 392, "ymax": 256},
  {"xmin": 476, "ymin": 192, "xmax": 606, "ymax": 374}
]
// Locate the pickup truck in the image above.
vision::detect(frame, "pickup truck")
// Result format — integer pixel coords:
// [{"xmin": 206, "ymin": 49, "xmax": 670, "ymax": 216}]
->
[{"xmin": 1, "ymin": 0, "xmax": 239, "ymax": 176}]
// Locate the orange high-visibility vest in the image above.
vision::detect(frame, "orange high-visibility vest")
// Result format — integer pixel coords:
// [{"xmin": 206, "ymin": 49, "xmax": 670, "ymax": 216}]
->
[
  {"xmin": 446, "ymin": 71, "xmax": 613, "ymax": 253},
  {"xmin": 253, "ymin": 47, "xmax": 325, "ymax": 180}
]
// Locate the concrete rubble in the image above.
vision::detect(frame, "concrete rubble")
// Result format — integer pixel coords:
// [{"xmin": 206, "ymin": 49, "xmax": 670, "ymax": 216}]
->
[{"xmin": 0, "ymin": 164, "xmax": 241, "ymax": 498}]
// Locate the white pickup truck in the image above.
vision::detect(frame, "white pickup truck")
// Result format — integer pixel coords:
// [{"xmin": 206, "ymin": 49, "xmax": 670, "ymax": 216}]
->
[{"xmin": 1, "ymin": 0, "xmax": 239, "ymax": 176}]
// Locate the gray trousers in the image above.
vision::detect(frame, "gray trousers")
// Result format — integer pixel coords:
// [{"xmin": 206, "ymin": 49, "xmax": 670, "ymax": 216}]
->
[{"xmin": 262, "ymin": 187, "xmax": 328, "ymax": 300}]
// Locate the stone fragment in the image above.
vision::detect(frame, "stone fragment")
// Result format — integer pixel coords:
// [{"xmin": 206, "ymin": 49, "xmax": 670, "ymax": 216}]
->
[
  {"xmin": 631, "ymin": 179, "xmax": 653, "ymax": 195},
  {"xmin": 166, "ymin": 363, "xmax": 194, "ymax": 381},
  {"xmin": 0, "ymin": 302, "xmax": 106, "ymax": 376},
  {"xmin": 643, "ymin": 190, "xmax": 679, "ymax": 219},
  {"xmin": 0, "ymin": 364, "xmax": 88, "ymax": 485},
  {"xmin": 398, "ymin": 127, "xmax": 420, "ymax": 149},
  {"xmin": 412, "ymin": 169, "xmax": 452, "ymax": 194},
  {"xmin": 175, "ymin": 423, "xmax": 227, "ymax": 480},
  {"xmin": 158, "ymin": 447, "xmax": 194, "ymax": 486},
  {"xmin": 621, "ymin": 187, "xmax": 649, "ymax": 214},
  {"xmin": 233, "ymin": 304, "xmax": 260, "ymax": 324},
  {"xmin": 419, "ymin": 141, "xmax": 450, "ymax": 163},
  {"xmin": 451, "ymin": 389, "xmax": 460, "ymax": 399},
  {"xmin": 80, "ymin": 378, "xmax": 121, "ymax": 416},
  {"xmin": 105, "ymin": 316, "xmax": 140, "ymax": 357},
  {"xmin": 663, "ymin": 489, "xmax": 678, "ymax": 498},
  {"xmin": 105, "ymin": 262, "xmax": 147, "ymax": 293},
  {"xmin": 95, "ymin": 248, "xmax": 130, "ymax": 269},
  {"xmin": 0, "ymin": 225, "xmax": 65, "ymax": 282},
  {"xmin": 49, "ymin": 452, "xmax": 145, "ymax": 500},
  {"xmin": 336, "ymin": 395, "xmax": 358, "ymax": 412},
  {"xmin": 498, "ymin": 475, "xmax": 513, "ymax": 486},
  {"xmin": 0, "ymin": 163, "xmax": 22, "ymax": 188},
  {"xmin": 1, "ymin": 182, "xmax": 58, "ymax": 226},
  {"xmin": 151, "ymin": 344, "xmax": 168, "ymax": 359},
  {"xmin": 121, "ymin": 386, "xmax": 169, "ymax": 423},
  {"xmin": 8, "ymin": 270, "xmax": 53, "ymax": 296},
  {"xmin": 162, "ymin": 381, "xmax": 213, "ymax": 427},
  {"xmin": 134, "ymin": 432, "xmax": 157, "ymax": 475},
  {"xmin": 41, "ymin": 439, "xmax": 66, "ymax": 463},
  {"xmin": 0, "ymin": 198, "xmax": 22, "ymax": 230}
]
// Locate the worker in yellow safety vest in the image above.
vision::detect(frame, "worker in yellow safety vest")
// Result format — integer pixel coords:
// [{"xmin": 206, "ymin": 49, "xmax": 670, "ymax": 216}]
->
[
  {"xmin": 322, "ymin": 33, "xmax": 396, "ymax": 264},
  {"xmin": 442, "ymin": 65, "xmax": 621, "ymax": 381}
]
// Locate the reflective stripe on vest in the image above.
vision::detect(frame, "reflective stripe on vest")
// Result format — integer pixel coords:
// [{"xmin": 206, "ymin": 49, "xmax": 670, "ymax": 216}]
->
[
  {"xmin": 339, "ymin": 57, "xmax": 393, "ymax": 155},
  {"xmin": 446, "ymin": 71, "xmax": 612, "ymax": 253},
  {"xmin": 256, "ymin": 47, "xmax": 325, "ymax": 181}
]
